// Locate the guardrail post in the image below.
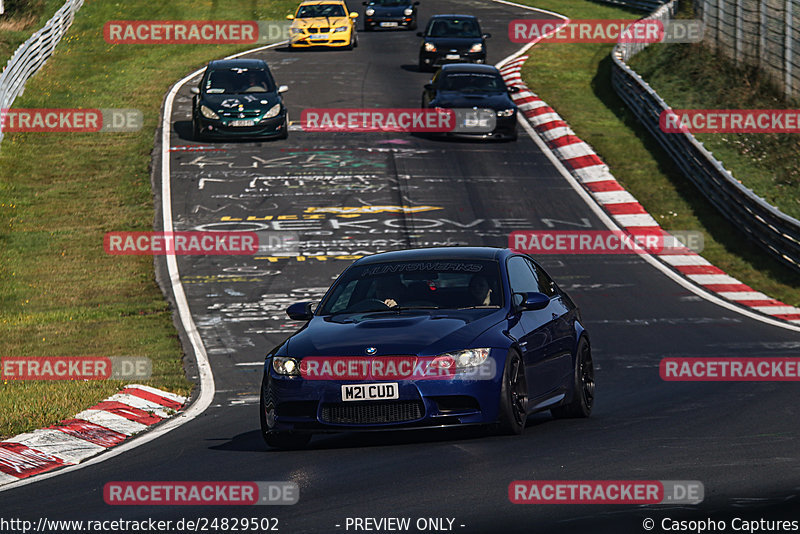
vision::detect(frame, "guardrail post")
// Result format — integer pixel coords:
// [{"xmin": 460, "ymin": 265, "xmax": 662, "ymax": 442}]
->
[{"xmin": 785, "ymin": 0, "xmax": 794, "ymax": 98}]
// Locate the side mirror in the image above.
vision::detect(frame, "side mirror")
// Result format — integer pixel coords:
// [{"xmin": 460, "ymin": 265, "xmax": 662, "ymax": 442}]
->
[
  {"xmin": 363, "ymin": 1, "xmax": 368, "ymax": 4},
  {"xmin": 350, "ymin": 12, "xmax": 359, "ymax": 18},
  {"xmin": 190, "ymin": 87, "xmax": 200, "ymax": 95},
  {"xmin": 413, "ymin": 1, "xmax": 420, "ymax": 4},
  {"xmin": 416, "ymin": 31, "xmax": 424, "ymax": 37},
  {"xmin": 482, "ymin": 33, "xmax": 491, "ymax": 39},
  {"xmin": 507, "ymin": 85, "xmax": 520, "ymax": 93},
  {"xmin": 286, "ymin": 14, "xmax": 295, "ymax": 20},
  {"xmin": 518, "ymin": 292, "xmax": 550, "ymax": 311},
  {"xmin": 287, "ymin": 302, "xmax": 314, "ymax": 321},
  {"xmin": 278, "ymin": 85, "xmax": 289, "ymax": 94}
]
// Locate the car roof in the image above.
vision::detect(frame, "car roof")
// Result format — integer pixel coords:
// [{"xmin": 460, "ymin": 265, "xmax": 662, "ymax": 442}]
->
[
  {"xmin": 299, "ymin": 0, "xmax": 347, "ymax": 5},
  {"xmin": 440, "ymin": 64, "xmax": 500, "ymax": 75},
  {"xmin": 429, "ymin": 14, "xmax": 478, "ymax": 20},
  {"xmin": 354, "ymin": 247, "xmax": 509, "ymax": 265},
  {"xmin": 207, "ymin": 59, "xmax": 268, "ymax": 70}
]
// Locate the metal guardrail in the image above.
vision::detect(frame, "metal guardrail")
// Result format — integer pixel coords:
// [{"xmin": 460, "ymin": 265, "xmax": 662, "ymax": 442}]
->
[
  {"xmin": 0, "ymin": 0, "xmax": 84, "ymax": 146},
  {"xmin": 610, "ymin": 0, "xmax": 800, "ymax": 273},
  {"xmin": 592, "ymin": 0, "xmax": 671, "ymax": 13}
]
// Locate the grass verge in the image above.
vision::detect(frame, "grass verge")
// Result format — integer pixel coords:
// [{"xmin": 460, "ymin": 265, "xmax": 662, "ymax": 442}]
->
[
  {"xmin": 512, "ymin": 0, "xmax": 800, "ymax": 304},
  {"xmin": 0, "ymin": 0, "xmax": 298, "ymax": 439}
]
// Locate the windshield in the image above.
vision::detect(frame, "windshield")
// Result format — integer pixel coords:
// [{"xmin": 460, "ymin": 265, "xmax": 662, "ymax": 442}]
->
[
  {"xmin": 426, "ymin": 18, "xmax": 481, "ymax": 38},
  {"xmin": 204, "ymin": 68, "xmax": 275, "ymax": 94},
  {"xmin": 317, "ymin": 259, "xmax": 503, "ymax": 315},
  {"xmin": 296, "ymin": 4, "xmax": 347, "ymax": 18},
  {"xmin": 440, "ymin": 72, "xmax": 506, "ymax": 92},
  {"xmin": 368, "ymin": 0, "xmax": 408, "ymax": 5}
]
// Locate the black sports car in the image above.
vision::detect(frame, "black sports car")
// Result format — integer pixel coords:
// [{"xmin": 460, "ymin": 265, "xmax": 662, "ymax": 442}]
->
[
  {"xmin": 190, "ymin": 59, "xmax": 289, "ymax": 140},
  {"xmin": 421, "ymin": 64, "xmax": 519, "ymax": 140},
  {"xmin": 363, "ymin": 0, "xmax": 419, "ymax": 31},
  {"xmin": 417, "ymin": 14, "xmax": 490, "ymax": 72},
  {"xmin": 260, "ymin": 247, "xmax": 594, "ymax": 449}
]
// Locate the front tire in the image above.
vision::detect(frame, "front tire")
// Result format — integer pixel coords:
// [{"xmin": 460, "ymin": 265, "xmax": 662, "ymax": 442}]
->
[
  {"xmin": 192, "ymin": 117, "xmax": 203, "ymax": 141},
  {"xmin": 497, "ymin": 350, "xmax": 528, "ymax": 435},
  {"xmin": 551, "ymin": 337, "xmax": 594, "ymax": 419},
  {"xmin": 260, "ymin": 376, "xmax": 311, "ymax": 450}
]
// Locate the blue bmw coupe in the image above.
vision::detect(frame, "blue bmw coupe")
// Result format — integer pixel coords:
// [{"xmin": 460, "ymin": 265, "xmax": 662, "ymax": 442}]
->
[{"xmin": 260, "ymin": 247, "xmax": 594, "ymax": 449}]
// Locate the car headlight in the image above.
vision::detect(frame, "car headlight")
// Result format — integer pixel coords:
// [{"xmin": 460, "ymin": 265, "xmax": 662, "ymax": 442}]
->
[
  {"xmin": 264, "ymin": 103, "xmax": 282, "ymax": 119},
  {"xmin": 365, "ymin": 7, "xmax": 375, "ymax": 15},
  {"xmin": 437, "ymin": 348, "xmax": 491, "ymax": 368},
  {"xmin": 404, "ymin": 7, "xmax": 413, "ymax": 15},
  {"xmin": 290, "ymin": 27, "xmax": 303, "ymax": 35},
  {"xmin": 469, "ymin": 43, "xmax": 483, "ymax": 53},
  {"xmin": 496, "ymin": 108, "xmax": 516, "ymax": 117},
  {"xmin": 424, "ymin": 42, "xmax": 436, "ymax": 52},
  {"xmin": 273, "ymin": 356, "xmax": 300, "ymax": 376},
  {"xmin": 334, "ymin": 26, "xmax": 348, "ymax": 32},
  {"xmin": 200, "ymin": 105, "xmax": 219, "ymax": 120}
]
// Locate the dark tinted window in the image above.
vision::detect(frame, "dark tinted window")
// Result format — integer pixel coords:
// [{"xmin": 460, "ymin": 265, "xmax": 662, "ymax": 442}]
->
[
  {"xmin": 439, "ymin": 73, "xmax": 506, "ymax": 92},
  {"xmin": 205, "ymin": 68, "xmax": 275, "ymax": 94},
  {"xmin": 427, "ymin": 18, "xmax": 480, "ymax": 38},
  {"xmin": 318, "ymin": 259, "xmax": 502, "ymax": 314}
]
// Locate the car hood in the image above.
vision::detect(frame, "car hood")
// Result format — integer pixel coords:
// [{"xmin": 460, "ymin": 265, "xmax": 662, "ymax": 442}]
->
[
  {"xmin": 424, "ymin": 37, "xmax": 481, "ymax": 48},
  {"xmin": 433, "ymin": 91, "xmax": 514, "ymax": 110},
  {"xmin": 201, "ymin": 93, "xmax": 279, "ymax": 112},
  {"xmin": 292, "ymin": 17, "xmax": 350, "ymax": 29},
  {"xmin": 287, "ymin": 310, "xmax": 505, "ymax": 356},
  {"xmin": 370, "ymin": 5, "xmax": 408, "ymax": 16}
]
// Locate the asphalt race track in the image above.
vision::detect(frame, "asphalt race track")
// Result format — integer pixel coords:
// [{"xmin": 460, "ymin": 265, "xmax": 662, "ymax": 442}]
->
[{"xmin": 2, "ymin": 1, "xmax": 800, "ymax": 533}]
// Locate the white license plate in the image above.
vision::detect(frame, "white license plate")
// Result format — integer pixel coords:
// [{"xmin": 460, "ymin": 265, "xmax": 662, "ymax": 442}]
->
[
  {"xmin": 342, "ymin": 383, "xmax": 399, "ymax": 402},
  {"xmin": 445, "ymin": 54, "xmax": 460, "ymax": 60},
  {"xmin": 229, "ymin": 120, "xmax": 255, "ymax": 127},
  {"xmin": 380, "ymin": 22, "xmax": 398, "ymax": 27},
  {"xmin": 309, "ymin": 34, "xmax": 329, "ymax": 40}
]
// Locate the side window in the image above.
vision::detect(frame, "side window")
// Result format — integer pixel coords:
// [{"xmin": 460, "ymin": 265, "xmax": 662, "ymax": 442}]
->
[
  {"xmin": 328, "ymin": 280, "xmax": 358, "ymax": 313},
  {"xmin": 533, "ymin": 262, "xmax": 557, "ymax": 297},
  {"xmin": 507, "ymin": 256, "xmax": 540, "ymax": 306}
]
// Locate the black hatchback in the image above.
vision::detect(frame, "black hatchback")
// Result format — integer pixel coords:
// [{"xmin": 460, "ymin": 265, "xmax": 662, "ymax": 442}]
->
[
  {"xmin": 190, "ymin": 59, "xmax": 289, "ymax": 140},
  {"xmin": 417, "ymin": 14, "xmax": 490, "ymax": 72}
]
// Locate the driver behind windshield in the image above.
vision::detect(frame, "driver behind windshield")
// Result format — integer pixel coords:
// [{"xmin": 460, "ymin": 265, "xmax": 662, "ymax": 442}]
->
[{"xmin": 374, "ymin": 277, "xmax": 405, "ymax": 308}]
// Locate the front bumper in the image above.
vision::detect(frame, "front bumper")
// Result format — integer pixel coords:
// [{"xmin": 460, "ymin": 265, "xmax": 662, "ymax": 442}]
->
[
  {"xmin": 195, "ymin": 113, "xmax": 287, "ymax": 138},
  {"xmin": 262, "ymin": 355, "xmax": 506, "ymax": 433},
  {"xmin": 289, "ymin": 32, "xmax": 352, "ymax": 47},
  {"xmin": 365, "ymin": 16, "xmax": 415, "ymax": 29},
  {"xmin": 419, "ymin": 50, "xmax": 486, "ymax": 69}
]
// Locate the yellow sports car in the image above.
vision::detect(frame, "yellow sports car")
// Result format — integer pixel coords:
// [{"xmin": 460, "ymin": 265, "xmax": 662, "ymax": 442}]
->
[{"xmin": 287, "ymin": 1, "xmax": 359, "ymax": 49}]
